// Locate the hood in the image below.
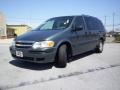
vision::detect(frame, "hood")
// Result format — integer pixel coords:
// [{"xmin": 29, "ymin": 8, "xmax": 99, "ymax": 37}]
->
[{"xmin": 15, "ymin": 30, "xmax": 62, "ymax": 41}]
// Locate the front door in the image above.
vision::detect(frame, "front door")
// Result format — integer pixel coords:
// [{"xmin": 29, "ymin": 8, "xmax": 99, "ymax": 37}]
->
[{"xmin": 70, "ymin": 16, "xmax": 87, "ymax": 55}]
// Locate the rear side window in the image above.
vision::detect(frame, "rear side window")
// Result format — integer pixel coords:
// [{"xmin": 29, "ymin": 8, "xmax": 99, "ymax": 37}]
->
[
  {"xmin": 84, "ymin": 17, "xmax": 104, "ymax": 30},
  {"xmin": 74, "ymin": 16, "xmax": 85, "ymax": 29}
]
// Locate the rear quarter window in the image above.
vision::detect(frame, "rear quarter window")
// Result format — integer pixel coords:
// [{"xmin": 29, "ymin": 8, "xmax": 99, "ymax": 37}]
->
[{"xmin": 84, "ymin": 16, "xmax": 104, "ymax": 30}]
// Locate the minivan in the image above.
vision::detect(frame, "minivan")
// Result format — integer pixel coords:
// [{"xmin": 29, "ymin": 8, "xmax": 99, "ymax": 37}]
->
[{"xmin": 10, "ymin": 15, "xmax": 106, "ymax": 67}]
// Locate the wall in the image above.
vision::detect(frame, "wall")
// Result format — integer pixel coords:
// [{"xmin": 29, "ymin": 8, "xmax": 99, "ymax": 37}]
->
[
  {"xmin": 0, "ymin": 12, "xmax": 7, "ymax": 38},
  {"xmin": 7, "ymin": 25, "xmax": 31, "ymax": 36}
]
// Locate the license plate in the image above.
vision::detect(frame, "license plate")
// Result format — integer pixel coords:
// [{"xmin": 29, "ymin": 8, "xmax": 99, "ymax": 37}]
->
[{"xmin": 16, "ymin": 51, "xmax": 23, "ymax": 57}]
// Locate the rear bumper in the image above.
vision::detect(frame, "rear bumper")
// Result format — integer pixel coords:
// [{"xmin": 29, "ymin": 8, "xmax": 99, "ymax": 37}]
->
[{"xmin": 9, "ymin": 46, "xmax": 57, "ymax": 63}]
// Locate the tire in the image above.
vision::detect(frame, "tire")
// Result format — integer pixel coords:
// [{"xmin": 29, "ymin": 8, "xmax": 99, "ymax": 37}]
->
[
  {"xmin": 95, "ymin": 40, "xmax": 104, "ymax": 53},
  {"xmin": 55, "ymin": 45, "xmax": 68, "ymax": 68}
]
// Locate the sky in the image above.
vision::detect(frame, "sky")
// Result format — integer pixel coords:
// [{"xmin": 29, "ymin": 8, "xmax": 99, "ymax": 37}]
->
[{"xmin": 0, "ymin": 0, "xmax": 120, "ymax": 30}]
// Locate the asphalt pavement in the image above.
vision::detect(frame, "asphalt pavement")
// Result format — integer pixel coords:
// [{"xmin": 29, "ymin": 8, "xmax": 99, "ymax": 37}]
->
[{"xmin": 0, "ymin": 43, "xmax": 120, "ymax": 90}]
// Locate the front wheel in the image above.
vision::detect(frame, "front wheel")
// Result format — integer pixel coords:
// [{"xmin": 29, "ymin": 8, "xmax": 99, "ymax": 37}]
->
[
  {"xmin": 95, "ymin": 40, "xmax": 104, "ymax": 53},
  {"xmin": 55, "ymin": 45, "xmax": 68, "ymax": 68}
]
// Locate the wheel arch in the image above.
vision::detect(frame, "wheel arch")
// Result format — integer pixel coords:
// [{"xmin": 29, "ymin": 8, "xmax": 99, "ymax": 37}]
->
[
  {"xmin": 55, "ymin": 40, "xmax": 73, "ymax": 60},
  {"xmin": 100, "ymin": 37, "xmax": 105, "ymax": 43}
]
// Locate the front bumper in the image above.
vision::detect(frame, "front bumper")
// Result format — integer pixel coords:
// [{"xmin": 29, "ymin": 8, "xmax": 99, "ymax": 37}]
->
[{"xmin": 9, "ymin": 46, "xmax": 57, "ymax": 63}]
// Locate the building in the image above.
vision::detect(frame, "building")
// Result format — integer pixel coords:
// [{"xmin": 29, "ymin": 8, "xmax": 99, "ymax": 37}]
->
[
  {"xmin": 7, "ymin": 24, "xmax": 31, "ymax": 38},
  {"xmin": 0, "ymin": 12, "xmax": 7, "ymax": 38},
  {"xmin": 0, "ymin": 12, "xmax": 31, "ymax": 38}
]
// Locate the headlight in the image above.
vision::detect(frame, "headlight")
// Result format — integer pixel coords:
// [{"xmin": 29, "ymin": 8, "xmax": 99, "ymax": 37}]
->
[{"xmin": 32, "ymin": 41, "xmax": 55, "ymax": 49}]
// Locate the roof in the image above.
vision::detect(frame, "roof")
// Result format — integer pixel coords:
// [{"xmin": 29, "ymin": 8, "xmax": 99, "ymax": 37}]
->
[{"xmin": 50, "ymin": 15, "xmax": 99, "ymax": 20}]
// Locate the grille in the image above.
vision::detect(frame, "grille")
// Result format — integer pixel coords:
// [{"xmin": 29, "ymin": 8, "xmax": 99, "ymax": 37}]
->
[
  {"xmin": 12, "ymin": 54, "xmax": 34, "ymax": 61},
  {"xmin": 15, "ymin": 41, "xmax": 34, "ymax": 48},
  {"xmin": 36, "ymin": 58, "xmax": 45, "ymax": 61}
]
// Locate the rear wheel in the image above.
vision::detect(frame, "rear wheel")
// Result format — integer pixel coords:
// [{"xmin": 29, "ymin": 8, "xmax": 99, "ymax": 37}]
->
[
  {"xmin": 55, "ymin": 45, "xmax": 68, "ymax": 68},
  {"xmin": 95, "ymin": 40, "xmax": 104, "ymax": 53}
]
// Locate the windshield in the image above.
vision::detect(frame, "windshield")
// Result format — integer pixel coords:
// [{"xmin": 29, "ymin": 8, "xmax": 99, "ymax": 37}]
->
[{"xmin": 37, "ymin": 16, "xmax": 73, "ymax": 30}]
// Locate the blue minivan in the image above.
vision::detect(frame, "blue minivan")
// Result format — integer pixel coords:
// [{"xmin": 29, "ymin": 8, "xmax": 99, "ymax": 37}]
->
[{"xmin": 10, "ymin": 15, "xmax": 106, "ymax": 67}]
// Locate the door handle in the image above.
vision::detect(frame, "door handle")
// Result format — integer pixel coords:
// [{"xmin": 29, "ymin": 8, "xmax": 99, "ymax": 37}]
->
[
  {"xmin": 89, "ymin": 32, "xmax": 91, "ymax": 34},
  {"xmin": 85, "ymin": 32, "xmax": 87, "ymax": 35},
  {"xmin": 85, "ymin": 32, "xmax": 91, "ymax": 35}
]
